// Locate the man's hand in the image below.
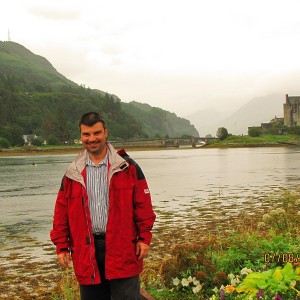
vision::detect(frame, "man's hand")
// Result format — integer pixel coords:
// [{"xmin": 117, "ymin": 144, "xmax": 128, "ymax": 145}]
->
[
  {"xmin": 57, "ymin": 252, "xmax": 72, "ymax": 268},
  {"xmin": 136, "ymin": 242, "xmax": 150, "ymax": 260}
]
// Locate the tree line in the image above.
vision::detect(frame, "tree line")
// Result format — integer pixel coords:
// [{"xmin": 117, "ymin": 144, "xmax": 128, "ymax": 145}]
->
[{"xmin": 0, "ymin": 75, "xmax": 198, "ymax": 148}]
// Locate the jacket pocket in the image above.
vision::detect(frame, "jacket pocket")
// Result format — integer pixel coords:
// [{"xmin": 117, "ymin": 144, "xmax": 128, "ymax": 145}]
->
[{"xmin": 111, "ymin": 171, "xmax": 134, "ymax": 190}]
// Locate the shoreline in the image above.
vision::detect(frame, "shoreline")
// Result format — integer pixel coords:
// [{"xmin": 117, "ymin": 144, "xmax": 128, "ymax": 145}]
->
[{"xmin": 0, "ymin": 142, "xmax": 299, "ymax": 157}]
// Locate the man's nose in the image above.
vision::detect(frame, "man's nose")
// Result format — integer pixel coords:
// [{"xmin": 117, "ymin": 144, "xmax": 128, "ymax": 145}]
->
[{"xmin": 89, "ymin": 134, "xmax": 97, "ymax": 141}]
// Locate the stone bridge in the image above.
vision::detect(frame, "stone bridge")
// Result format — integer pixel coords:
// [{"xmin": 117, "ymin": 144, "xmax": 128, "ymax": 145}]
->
[{"xmin": 111, "ymin": 137, "xmax": 219, "ymax": 149}]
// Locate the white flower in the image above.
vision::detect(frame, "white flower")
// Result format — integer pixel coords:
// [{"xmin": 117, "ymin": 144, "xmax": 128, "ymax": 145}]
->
[
  {"xmin": 228, "ymin": 273, "xmax": 235, "ymax": 280},
  {"xmin": 188, "ymin": 276, "xmax": 193, "ymax": 283},
  {"xmin": 241, "ymin": 267, "xmax": 253, "ymax": 275},
  {"xmin": 181, "ymin": 278, "xmax": 189, "ymax": 287},
  {"xmin": 193, "ymin": 277, "xmax": 200, "ymax": 286},
  {"xmin": 192, "ymin": 284, "xmax": 202, "ymax": 294},
  {"xmin": 212, "ymin": 287, "xmax": 219, "ymax": 293},
  {"xmin": 220, "ymin": 285, "xmax": 225, "ymax": 290},
  {"xmin": 172, "ymin": 277, "xmax": 180, "ymax": 286},
  {"xmin": 231, "ymin": 277, "xmax": 240, "ymax": 286}
]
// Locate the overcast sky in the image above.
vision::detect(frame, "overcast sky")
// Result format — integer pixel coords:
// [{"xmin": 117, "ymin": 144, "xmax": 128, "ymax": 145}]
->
[{"xmin": 1, "ymin": 0, "xmax": 300, "ymax": 117}]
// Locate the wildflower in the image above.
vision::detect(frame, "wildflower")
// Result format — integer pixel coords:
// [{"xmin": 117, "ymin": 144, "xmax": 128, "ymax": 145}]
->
[
  {"xmin": 187, "ymin": 276, "xmax": 193, "ymax": 283},
  {"xmin": 172, "ymin": 277, "xmax": 180, "ymax": 286},
  {"xmin": 225, "ymin": 285, "xmax": 235, "ymax": 293},
  {"xmin": 212, "ymin": 287, "xmax": 219, "ymax": 294},
  {"xmin": 181, "ymin": 278, "xmax": 189, "ymax": 287},
  {"xmin": 192, "ymin": 277, "xmax": 200, "ymax": 286},
  {"xmin": 274, "ymin": 294, "xmax": 283, "ymax": 300},
  {"xmin": 228, "ymin": 273, "xmax": 235, "ymax": 280},
  {"xmin": 210, "ymin": 296, "xmax": 217, "ymax": 300},
  {"xmin": 230, "ymin": 277, "xmax": 240, "ymax": 286},
  {"xmin": 241, "ymin": 267, "xmax": 253, "ymax": 276},
  {"xmin": 192, "ymin": 284, "xmax": 202, "ymax": 294},
  {"xmin": 220, "ymin": 289, "xmax": 225, "ymax": 300},
  {"xmin": 255, "ymin": 289, "xmax": 264, "ymax": 298}
]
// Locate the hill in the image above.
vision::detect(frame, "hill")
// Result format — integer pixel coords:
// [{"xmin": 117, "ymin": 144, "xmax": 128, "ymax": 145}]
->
[
  {"xmin": 0, "ymin": 41, "xmax": 198, "ymax": 146},
  {"xmin": 121, "ymin": 101, "xmax": 199, "ymax": 138},
  {"xmin": 187, "ymin": 94, "xmax": 284, "ymax": 136},
  {"xmin": 0, "ymin": 41, "xmax": 76, "ymax": 88}
]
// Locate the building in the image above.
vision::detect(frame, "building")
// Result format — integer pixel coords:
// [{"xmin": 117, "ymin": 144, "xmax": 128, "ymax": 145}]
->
[{"xmin": 284, "ymin": 94, "xmax": 300, "ymax": 127}]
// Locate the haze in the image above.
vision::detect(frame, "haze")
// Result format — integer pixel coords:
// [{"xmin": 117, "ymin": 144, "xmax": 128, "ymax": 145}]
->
[{"xmin": 1, "ymin": 0, "xmax": 300, "ymax": 118}]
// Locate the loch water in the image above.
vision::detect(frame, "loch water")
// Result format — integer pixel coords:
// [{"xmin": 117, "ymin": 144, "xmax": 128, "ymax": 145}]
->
[{"xmin": 1, "ymin": 146, "xmax": 300, "ymax": 244}]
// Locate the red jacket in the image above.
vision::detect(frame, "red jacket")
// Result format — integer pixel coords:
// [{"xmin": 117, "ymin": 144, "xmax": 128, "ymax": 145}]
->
[{"xmin": 50, "ymin": 143, "xmax": 156, "ymax": 284}]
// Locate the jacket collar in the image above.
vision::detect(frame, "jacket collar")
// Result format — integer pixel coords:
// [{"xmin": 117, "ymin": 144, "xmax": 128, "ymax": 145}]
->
[{"xmin": 65, "ymin": 142, "xmax": 128, "ymax": 186}]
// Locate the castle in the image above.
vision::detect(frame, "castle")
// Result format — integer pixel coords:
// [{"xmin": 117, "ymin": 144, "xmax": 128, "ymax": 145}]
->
[
  {"xmin": 249, "ymin": 94, "xmax": 300, "ymax": 134},
  {"xmin": 283, "ymin": 94, "xmax": 300, "ymax": 127}
]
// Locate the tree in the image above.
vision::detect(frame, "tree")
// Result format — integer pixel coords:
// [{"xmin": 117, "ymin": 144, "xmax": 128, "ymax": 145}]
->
[
  {"xmin": 47, "ymin": 134, "xmax": 59, "ymax": 145},
  {"xmin": 31, "ymin": 138, "xmax": 43, "ymax": 146},
  {"xmin": 0, "ymin": 125, "xmax": 24, "ymax": 146},
  {"xmin": 248, "ymin": 127, "xmax": 261, "ymax": 137},
  {"xmin": 0, "ymin": 137, "xmax": 10, "ymax": 148},
  {"xmin": 216, "ymin": 127, "xmax": 229, "ymax": 140}
]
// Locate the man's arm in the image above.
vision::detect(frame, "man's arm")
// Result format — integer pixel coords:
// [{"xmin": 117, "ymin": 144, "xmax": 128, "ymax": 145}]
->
[
  {"xmin": 50, "ymin": 176, "xmax": 71, "ymax": 258},
  {"xmin": 130, "ymin": 160, "xmax": 156, "ymax": 245}
]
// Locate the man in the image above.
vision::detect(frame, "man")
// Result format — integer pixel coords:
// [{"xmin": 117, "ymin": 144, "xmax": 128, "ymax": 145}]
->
[{"xmin": 50, "ymin": 112, "xmax": 156, "ymax": 300}]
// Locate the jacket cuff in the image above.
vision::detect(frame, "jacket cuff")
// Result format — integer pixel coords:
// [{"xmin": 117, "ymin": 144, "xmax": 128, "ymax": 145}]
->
[
  {"xmin": 56, "ymin": 244, "xmax": 70, "ymax": 254},
  {"xmin": 138, "ymin": 232, "xmax": 152, "ymax": 245}
]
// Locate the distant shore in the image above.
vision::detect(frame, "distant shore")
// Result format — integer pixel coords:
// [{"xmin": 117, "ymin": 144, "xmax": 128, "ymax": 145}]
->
[
  {"xmin": 0, "ymin": 145, "xmax": 169, "ymax": 156},
  {"xmin": 0, "ymin": 142, "xmax": 299, "ymax": 157}
]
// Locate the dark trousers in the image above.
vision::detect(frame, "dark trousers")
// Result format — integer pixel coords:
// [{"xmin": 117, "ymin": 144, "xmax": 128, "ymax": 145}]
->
[{"xmin": 80, "ymin": 238, "xmax": 140, "ymax": 300}]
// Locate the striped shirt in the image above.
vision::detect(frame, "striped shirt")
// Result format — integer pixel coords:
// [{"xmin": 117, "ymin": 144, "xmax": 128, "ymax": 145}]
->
[{"xmin": 86, "ymin": 153, "xmax": 109, "ymax": 234}]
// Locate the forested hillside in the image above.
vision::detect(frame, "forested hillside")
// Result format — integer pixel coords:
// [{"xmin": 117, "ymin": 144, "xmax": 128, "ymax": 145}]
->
[
  {"xmin": 122, "ymin": 101, "xmax": 199, "ymax": 138},
  {"xmin": 0, "ymin": 41, "xmax": 198, "ymax": 147}
]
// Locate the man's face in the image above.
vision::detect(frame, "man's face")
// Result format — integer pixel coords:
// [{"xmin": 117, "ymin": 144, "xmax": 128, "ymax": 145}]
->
[{"xmin": 80, "ymin": 122, "xmax": 108, "ymax": 155}]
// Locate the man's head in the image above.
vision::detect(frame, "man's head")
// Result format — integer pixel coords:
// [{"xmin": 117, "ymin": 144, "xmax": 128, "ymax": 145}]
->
[
  {"xmin": 79, "ymin": 112, "xmax": 108, "ymax": 156},
  {"xmin": 79, "ymin": 112, "xmax": 106, "ymax": 129}
]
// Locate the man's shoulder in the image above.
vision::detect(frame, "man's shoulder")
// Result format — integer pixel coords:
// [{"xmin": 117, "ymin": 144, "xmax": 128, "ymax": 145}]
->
[{"xmin": 117, "ymin": 149, "xmax": 145, "ymax": 180}]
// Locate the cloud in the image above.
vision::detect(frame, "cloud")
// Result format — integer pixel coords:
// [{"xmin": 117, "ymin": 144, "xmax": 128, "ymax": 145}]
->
[{"xmin": 28, "ymin": 7, "xmax": 80, "ymax": 21}]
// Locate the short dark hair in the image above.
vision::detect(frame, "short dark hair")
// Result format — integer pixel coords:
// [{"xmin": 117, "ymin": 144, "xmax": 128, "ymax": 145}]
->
[{"xmin": 79, "ymin": 112, "xmax": 106, "ymax": 129}]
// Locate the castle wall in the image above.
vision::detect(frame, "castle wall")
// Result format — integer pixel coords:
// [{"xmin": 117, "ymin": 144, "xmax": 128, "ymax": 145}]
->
[{"xmin": 284, "ymin": 94, "xmax": 300, "ymax": 127}]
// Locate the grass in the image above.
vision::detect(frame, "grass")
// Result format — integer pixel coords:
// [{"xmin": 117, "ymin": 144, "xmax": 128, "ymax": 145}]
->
[{"xmin": 207, "ymin": 134, "xmax": 300, "ymax": 147}]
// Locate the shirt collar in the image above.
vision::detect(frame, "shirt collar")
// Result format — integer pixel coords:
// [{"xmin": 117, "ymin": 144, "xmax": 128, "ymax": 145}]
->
[{"xmin": 86, "ymin": 152, "xmax": 109, "ymax": 167}]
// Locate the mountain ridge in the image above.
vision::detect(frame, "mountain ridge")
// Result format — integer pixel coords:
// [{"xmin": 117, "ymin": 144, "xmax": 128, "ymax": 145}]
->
[{"xmin": 187, "ymin": 93, "xmax": 285, "ymax": 136}]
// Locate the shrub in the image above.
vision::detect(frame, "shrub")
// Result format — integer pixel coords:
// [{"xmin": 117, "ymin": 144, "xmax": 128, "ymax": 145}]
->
[{"xmin": 0, "ymin": 136, "xmax": 10, "ymax": 148}]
